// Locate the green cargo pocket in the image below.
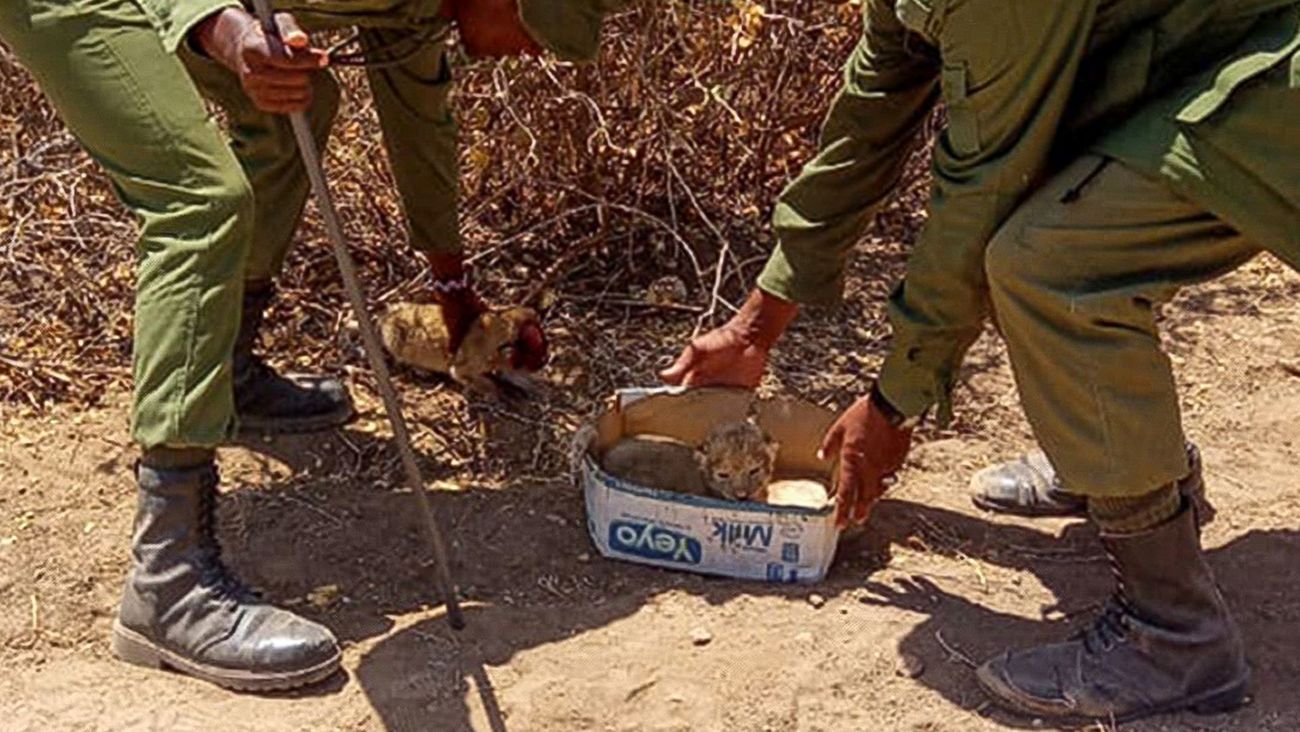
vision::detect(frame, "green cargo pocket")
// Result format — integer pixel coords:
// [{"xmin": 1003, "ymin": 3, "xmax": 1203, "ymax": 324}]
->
[{"xmin": 942, "ymin": 62, "xmax": 981, "ymax": 157}]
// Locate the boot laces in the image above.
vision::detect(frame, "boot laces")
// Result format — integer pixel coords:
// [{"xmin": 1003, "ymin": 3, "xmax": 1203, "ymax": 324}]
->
[
  {"xmin": 1076, "ymin": 549, "xmax": 1133, "ymax": 654},
  {"xmin": 196, "ymin": 486, "xmax": 261, "ymax": 605},
  {"xmin": 1079, "ymin": 599, "xmax": 1132, "ymax": 653}
]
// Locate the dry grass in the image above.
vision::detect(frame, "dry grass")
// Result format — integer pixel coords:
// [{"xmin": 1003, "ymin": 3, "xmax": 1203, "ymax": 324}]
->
[{"xmin": 0, "ymin": 1, "xmax": 931, "ymax": 418}]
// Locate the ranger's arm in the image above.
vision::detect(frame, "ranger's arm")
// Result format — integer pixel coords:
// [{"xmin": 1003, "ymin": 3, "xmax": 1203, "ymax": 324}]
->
[
  {"xmin": 756, "ymin": 0, "xmax": 940, "ymax": 306},
  {"xmin": 876, "ymin": 0, "xmax": 1100, "ymax": 423}
]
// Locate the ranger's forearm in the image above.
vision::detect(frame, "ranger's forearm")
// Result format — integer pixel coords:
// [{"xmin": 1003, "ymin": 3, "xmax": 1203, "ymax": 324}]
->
[{"xmin": 756, "ymin": 0, "xmax": 940, "ymax": 307}]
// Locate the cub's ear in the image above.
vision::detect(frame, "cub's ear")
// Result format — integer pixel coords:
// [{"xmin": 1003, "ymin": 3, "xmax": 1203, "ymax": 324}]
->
[
  {"xmin": 694, "ymin": 446, "xmax": 709, "ymax": 469},
  {"xmin": 764, "ymin": 437, "xmax": 780, "ymax": 462}
]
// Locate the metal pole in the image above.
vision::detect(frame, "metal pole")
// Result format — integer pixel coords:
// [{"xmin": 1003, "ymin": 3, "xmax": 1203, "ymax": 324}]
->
[{"xmin": 248, "ymin": 0, "xmax": 465, "ymax": 630}]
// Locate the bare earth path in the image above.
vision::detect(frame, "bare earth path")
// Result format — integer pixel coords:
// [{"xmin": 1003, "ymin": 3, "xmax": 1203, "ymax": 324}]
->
[{"xmin": 2, "ymin": 258, "xmax": 1298, "ymax": 731}]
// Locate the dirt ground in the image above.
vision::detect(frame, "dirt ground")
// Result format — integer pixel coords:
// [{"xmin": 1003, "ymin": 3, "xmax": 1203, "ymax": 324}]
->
[{"xmin": 2, "ymin": 256, "xmax": 1298, "ymax": 732}]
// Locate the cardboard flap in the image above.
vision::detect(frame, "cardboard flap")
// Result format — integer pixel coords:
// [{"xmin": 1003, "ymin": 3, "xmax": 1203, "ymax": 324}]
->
[{"xmin": 754, "ymin": 397, "xmax": 837, "ymax": 477}]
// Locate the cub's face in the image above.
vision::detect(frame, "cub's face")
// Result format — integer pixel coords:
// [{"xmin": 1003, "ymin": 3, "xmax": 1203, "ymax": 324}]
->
[{"xmin": 696, "ymin": 417, "xmax": 779, "ymax": 502}]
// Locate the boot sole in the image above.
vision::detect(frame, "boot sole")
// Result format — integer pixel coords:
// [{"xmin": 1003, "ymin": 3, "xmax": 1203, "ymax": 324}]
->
[
  {"xmin": 970, "ymin": 492, "xmax": 1088, "ymax": 518},
  {"xmin": 976, "ymin": 662, "xmax": 1250, "ymax": 724},
  {"xmin": 235, "ymin": 403, "xmax": 356, "ymax": 437},
  {"xmin": 112, "ymin": 621, "xmax": 342, "ymax": 693}
]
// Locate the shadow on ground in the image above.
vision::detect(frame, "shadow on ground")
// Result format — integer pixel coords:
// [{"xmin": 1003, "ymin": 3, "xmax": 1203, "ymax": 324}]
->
[
  {"xmin": 860, "ymin": 506, "xmax": 1300, "ymax": 731},
  {"xmin": 218, "ymin": 406, "xmax": 1300, "ymax": 732}
]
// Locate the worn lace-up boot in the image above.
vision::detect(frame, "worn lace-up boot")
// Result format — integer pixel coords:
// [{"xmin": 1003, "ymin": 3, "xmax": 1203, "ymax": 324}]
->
[
  {"xmin": 233, "ymin": 282, "xmax": 354, "ymax": 435},
  {"xmin": 976, "ymin": 500, "xmax": 1249, "ymax": 723},
  {"xmin": 112, "ymin": 462, "xmax": 341, "ymax": 691}
]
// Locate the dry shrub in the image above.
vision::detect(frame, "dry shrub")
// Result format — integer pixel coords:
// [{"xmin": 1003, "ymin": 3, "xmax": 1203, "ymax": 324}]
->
[{"xmin": 0, "ymin": 1, "xmax": 928, "ymax": 415}]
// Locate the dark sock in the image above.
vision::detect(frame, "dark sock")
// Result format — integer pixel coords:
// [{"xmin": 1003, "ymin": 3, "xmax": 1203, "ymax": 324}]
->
[
  {"xmin": 141, "ymin": 446, "xmax": 215, "ymax": 470},
  {"xmin": 1088, "ymin": 482, "xmax": 1181, "ymax": 534}
]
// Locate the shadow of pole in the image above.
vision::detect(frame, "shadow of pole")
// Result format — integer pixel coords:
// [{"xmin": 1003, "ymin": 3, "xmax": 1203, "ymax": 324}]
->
[{"xmin": 466, "ymin": 660, "xmax": 508, "ymax": 732}]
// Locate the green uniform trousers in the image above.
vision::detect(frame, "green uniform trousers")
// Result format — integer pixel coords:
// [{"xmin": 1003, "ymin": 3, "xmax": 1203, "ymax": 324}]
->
[
  {"xmin": 988, "ymin": 61, "xmax": 1298, "ymax": 497},
  {"xmin": 1, "ymin": 0, "xmax": 253, "ymax": 450},
  {"xmin": 183, "ymin": 11, "xmax": 460, "ymax": 285},
  {"xmin": 986, "ymin": 156, "xmax": 1252, "ymax": 497}
]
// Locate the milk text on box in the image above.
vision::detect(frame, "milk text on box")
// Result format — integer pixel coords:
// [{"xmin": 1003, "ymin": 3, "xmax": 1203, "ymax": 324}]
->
[{"xmin": 710, "ymin": 519, "xmax": 774, "ymax": 552}]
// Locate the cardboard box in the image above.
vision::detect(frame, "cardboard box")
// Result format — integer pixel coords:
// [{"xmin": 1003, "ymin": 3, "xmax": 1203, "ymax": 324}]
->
[{"xmin": 573, "ymin": 387, "xmax": 842, "ymax": 583}]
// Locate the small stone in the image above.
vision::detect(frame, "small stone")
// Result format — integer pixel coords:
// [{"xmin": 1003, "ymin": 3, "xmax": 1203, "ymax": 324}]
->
[
  {"xmin": 306, "ymin": 584, "xmax": 342, "ymax": 610},
  {"xmin": 808, "ymin": 593, "xmax": 826, "ymax": 609},
  {"xmin": 895, "ymin": 652, "xmax": 925, "ymax": 679},
  {"xmin": 577, "ymin": 553, "xmax": 591, "ymax": 563},
  {"xmin": 690, "ymin": 627, "xmax": 713, "ymax": 646},
  {"xmin": 793, "ymin": 632, "xmax": 815, "ymax": 645}
]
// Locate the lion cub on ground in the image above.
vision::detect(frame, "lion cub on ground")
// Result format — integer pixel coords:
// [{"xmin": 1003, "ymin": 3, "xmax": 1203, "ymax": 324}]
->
[
  {"xmin": 601, "ymin": 414, "xmax": 780, "ymax": 502},
  {"xmin": 379, "ymin": 303, "xmax": 539, "ymax": 395}
]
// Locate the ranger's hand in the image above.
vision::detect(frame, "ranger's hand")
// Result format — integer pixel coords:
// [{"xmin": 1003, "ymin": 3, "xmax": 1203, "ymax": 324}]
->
[
  {"xmin": 661, "ymin": 288, "xmax": 798, "ymax": 388},
  {"xmin": 449, "ymin": 0, "xmax": 543, "ymax": 58},
  {"xmin": 819, "ymin": 391, "xmax": 914, "ymax": 529},
  {"xmin": 194, "ymin": 8, "xmax": 327, "ymax": 114},
  {"xmin": 508, "ymin": 317, "xmax": 548, "ymax": 372},
  {"xmin": 439, "ymin": 292, "xmax": 548, "ymax": 371},
  {"xmin": 437, "ymin": 288, "xmax": 488, "ymax": 356},
  {"xmin": 426, "ymin": 254, "xmax": 547, "ymax": 370},
  {"xmin": 426, "ymin": 253, "xmax": 483, "ymax": 354}
]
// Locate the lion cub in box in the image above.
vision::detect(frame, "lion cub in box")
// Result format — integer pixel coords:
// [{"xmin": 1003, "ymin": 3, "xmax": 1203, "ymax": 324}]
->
[{"xmin": 601, "ymin": 414, "xmax": 785, "ymax": 502}]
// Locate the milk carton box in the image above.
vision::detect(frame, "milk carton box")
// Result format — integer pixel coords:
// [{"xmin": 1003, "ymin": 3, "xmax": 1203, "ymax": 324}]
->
[{"xmin": 574, "ymin": 387, "xmax": 841, "ymax": 583}]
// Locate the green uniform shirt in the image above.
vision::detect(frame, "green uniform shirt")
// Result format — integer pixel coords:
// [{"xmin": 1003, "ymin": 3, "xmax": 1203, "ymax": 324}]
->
[{"xmin": 757, "ymin": 0, "xmax": 1300, "ymax": 423}]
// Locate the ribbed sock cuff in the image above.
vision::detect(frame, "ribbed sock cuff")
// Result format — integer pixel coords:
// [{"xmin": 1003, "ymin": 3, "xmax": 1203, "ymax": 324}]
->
[{"xmin": 1089, "ymin": 482, "xmax": 1181, "ymax": 534}]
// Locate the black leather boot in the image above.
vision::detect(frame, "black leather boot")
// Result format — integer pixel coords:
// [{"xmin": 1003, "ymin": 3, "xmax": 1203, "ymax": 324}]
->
[
  {"xmin": 971, "ymin": 443, "xmax": 1212, "ymax": 523},
  {"xmin": 112, "ymin": 462, "xmax": 342, "ymax": 691},
  {"xmin": 233, "ymin": 283, "xmax": 354, "ymax": 435},
  {"xmin": 976, "ymin": 501, "xmax": 1249, "ymax": 723}
]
